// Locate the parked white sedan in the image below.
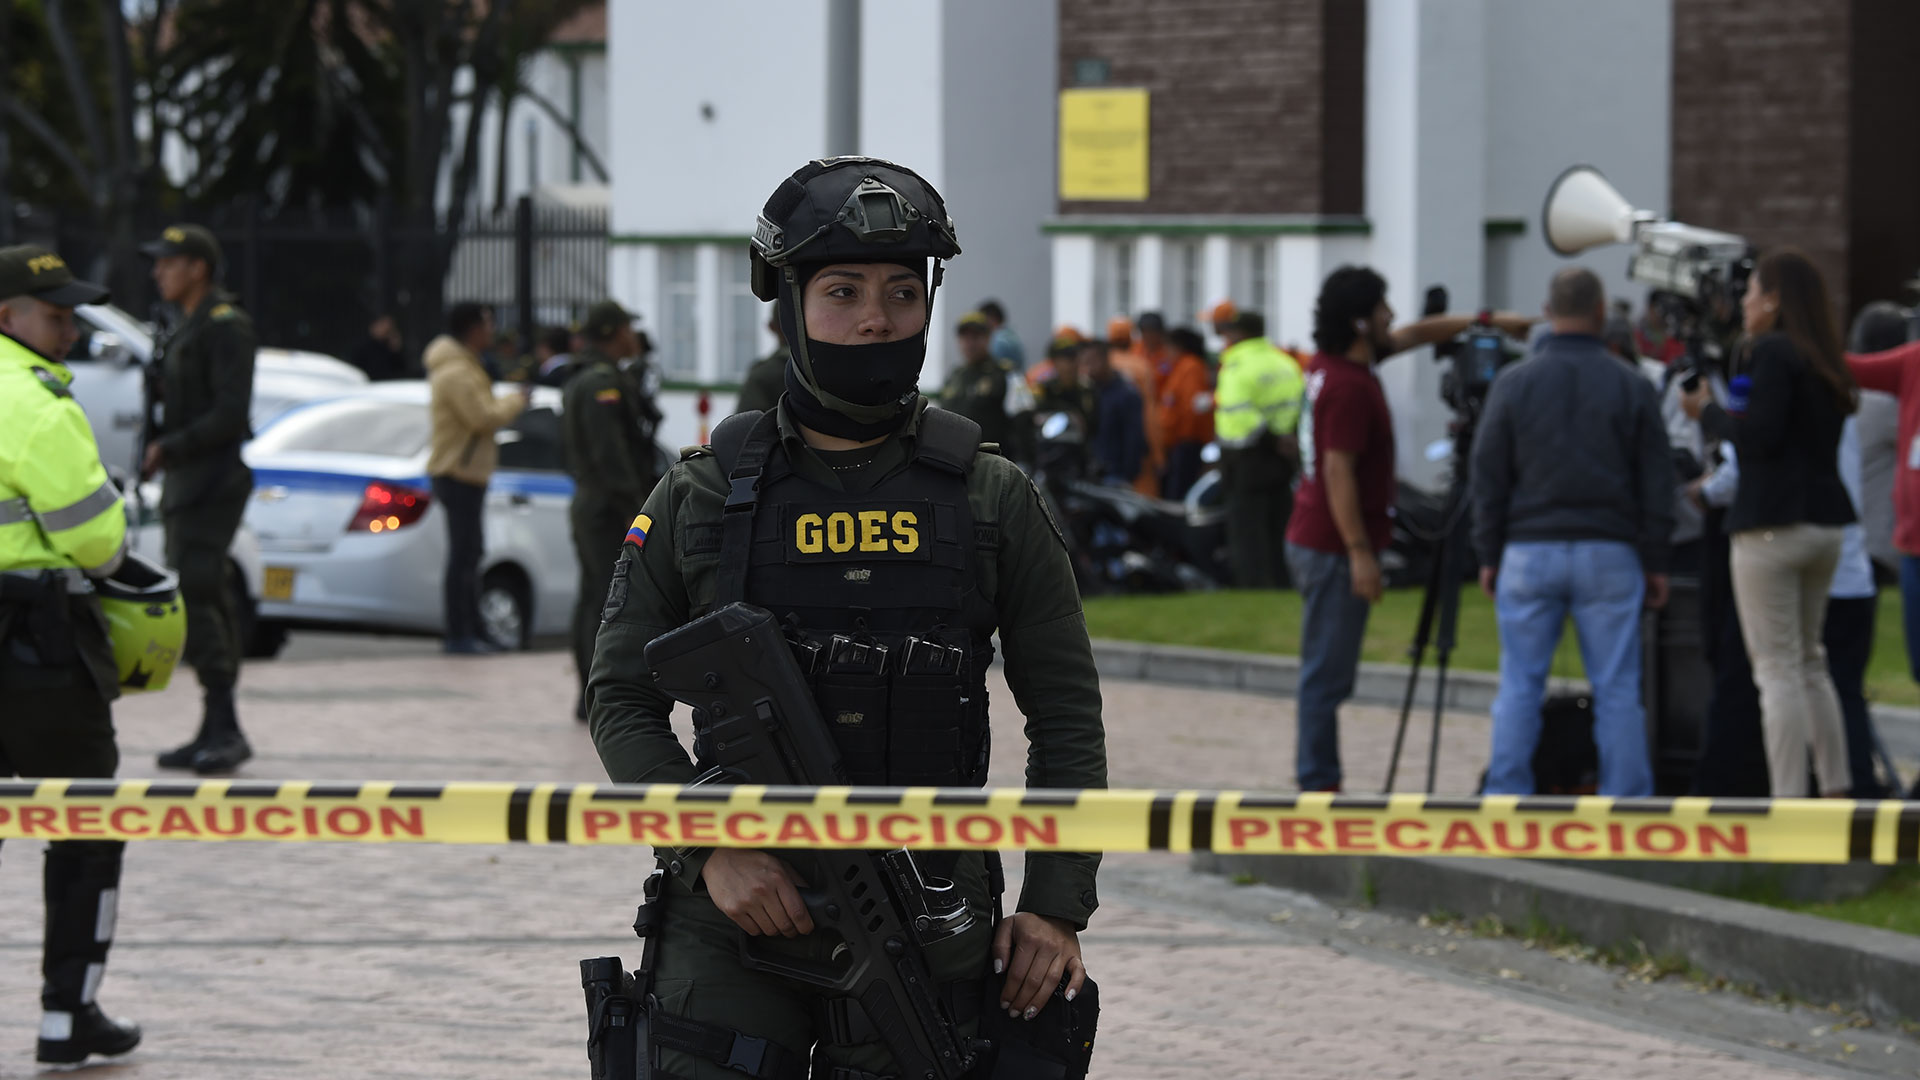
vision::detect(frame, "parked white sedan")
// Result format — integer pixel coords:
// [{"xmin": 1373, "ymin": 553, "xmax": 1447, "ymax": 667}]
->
[{"xmin": 240, "ymin": 382, "xmax": 581, "ymax": 652}]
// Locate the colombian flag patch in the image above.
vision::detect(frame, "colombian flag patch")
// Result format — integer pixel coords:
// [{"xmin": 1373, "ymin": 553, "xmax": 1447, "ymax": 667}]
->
[
  {"xmin": 624, "ymin": 514, "xmax": 651, "ymax": 548},
  {"xmin": 595, "ymin": 388, "xmax": 622, "ymax": 404}
]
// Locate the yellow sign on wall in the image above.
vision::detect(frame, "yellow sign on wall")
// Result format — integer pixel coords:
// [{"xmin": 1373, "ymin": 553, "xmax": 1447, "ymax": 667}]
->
[{"xmin": 1059, "ymin": 88, "xmax": 1150, "ymax": 201}]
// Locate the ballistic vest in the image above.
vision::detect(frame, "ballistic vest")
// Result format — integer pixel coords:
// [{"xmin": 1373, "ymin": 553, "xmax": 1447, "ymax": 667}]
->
[{"xmin": 705, "ymin": 409, "xmax": 996, "ymax": 788}]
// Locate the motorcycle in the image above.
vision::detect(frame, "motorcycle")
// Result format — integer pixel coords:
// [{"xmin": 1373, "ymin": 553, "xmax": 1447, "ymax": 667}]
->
[{"xmin": 1030, "ymin": 412, "xmax": 1228, "ymax": 595}]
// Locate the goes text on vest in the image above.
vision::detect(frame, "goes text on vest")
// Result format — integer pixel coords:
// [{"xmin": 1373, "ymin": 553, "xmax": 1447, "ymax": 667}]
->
[{"xmin": 786, "ymin": 501, "xmax": 932, "ymax": 563}]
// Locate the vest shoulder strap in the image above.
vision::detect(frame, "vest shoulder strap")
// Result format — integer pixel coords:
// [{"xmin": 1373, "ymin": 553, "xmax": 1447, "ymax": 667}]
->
[
  {"xmin": 710, "ymin": 409, "xmax": 764, "ymax": 476},
  {"xmin": 916, "ymin": 408, "xmax": 981, "ymax": 475}
]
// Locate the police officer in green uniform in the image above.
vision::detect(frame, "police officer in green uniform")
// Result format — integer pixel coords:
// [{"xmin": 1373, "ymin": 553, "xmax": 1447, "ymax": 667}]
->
[
  {"xmin": 141, "ymin": 225, "xmax": 258, "ymax": 774},
  {"xmin": 589, "ymin": 158, "xmax": 1107, "ymax": 1078},
  {"xmin": 735, "ymin": 310, "xmax": 788, "ymax": 415},
  {"xmin": 562, "ymin": 300, "xmax": 659, "ymax": 721},
  {"xmin": 940, "ymin": 310, "xmax": 1030, "ymax": 455},
  {"xmin": 0, "ymin": 245, "xmax": 151, "ymax": 1064}
]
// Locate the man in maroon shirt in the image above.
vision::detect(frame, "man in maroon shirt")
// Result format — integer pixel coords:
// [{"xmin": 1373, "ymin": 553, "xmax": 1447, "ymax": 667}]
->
[{"xmin": 1285, "ymin": 266, "xmax": 1533, "ymax": 792}]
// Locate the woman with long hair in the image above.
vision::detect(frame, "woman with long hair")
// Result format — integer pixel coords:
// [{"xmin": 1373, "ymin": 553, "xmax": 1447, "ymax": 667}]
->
[{"xmin": 1682, "ymin": 248, "xmax": 1858, "ymax": 797}]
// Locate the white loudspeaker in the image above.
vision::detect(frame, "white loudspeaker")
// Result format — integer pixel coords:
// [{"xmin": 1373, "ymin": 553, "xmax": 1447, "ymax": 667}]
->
[{"xmin": 1540, "ymin": 165, "xmax": 1653, "ymax": 256}]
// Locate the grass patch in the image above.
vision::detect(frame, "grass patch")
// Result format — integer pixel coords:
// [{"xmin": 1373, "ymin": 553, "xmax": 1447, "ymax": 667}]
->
[
  {"xmin": 1082, "ymin": 587, "xmax": 1920, "ymax": 707},
  {"xmin": 1722, "ymin": 865, "xmax": 1920, "ymax": 936}
]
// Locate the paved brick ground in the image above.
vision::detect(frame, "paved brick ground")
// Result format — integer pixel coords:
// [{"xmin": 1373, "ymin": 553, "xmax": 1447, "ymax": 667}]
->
[{"xmin": 0, "ymin": 643, "xmax": 1861, "ymax": 1077}]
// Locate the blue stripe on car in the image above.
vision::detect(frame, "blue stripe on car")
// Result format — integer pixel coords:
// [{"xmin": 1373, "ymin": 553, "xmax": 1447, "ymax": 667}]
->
[{"xmin": 250, "ymin": 468, "xmax": 572, "ymax": 498}]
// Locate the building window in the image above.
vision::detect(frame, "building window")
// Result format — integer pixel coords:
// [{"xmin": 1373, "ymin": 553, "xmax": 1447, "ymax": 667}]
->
[
  {"xmin": 659, "ymin": 245, "xmax": 700, "ymax": 379},
  {"xmin": 1229, "ymin": 239, "xmax": 1272, "ymax": 317},
  {"xmin": 1163, "ymin": 239, "xmax": 1202, "ymax": 325},
  {"xmin": 1093, "ymin": 239, "xmax": 1135, "ymax": 330},
  {"xmin": 721, "ymin": 247, "xmax": 764, "ymax": 382}
]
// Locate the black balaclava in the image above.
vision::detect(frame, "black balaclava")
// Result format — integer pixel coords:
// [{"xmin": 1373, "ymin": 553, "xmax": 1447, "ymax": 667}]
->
[{"xmin": 778, "ymin": 258, "xmax": 930, "ymax": 441}]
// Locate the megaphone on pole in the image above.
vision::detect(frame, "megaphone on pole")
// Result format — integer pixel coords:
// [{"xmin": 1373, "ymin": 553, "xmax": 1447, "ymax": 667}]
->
[{"xmin": 1540, "ymin": 165, "xmax": 1657, "ymax": 256}]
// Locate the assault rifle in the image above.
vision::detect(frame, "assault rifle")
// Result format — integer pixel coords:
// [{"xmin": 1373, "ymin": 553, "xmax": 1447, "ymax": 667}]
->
[{"xmin": 583, "ymin": 602, "xmax": 981, "ymax": 1080}]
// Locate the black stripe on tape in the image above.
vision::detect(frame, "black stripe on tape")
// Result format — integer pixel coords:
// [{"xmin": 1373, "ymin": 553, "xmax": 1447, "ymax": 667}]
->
[
  {"xmin": 1020, "ymin": 791, "xmax": 1081, "ymax": 806},
  {"xmin": 1235, "ymin": 795, "xmax": 1299, "ymax": 810},
  {"xmin": 590, "ymin": 790, "xmax": 656, "ymax": 802},
  {"xmin": 1421, "ymin": 797, "xmax": 1486, "ymax": 812},
  {"xmin": 224, "ymin": 782, "xmax": 285, "ymax": 798},
  {"xmin": 1612, "ymin": 799, "xmax": 1675, "ymax": 815},
  {"xmin": 63, "ymin": 781, "xmax": 121, "ymax": 798},
  {"xmin": 760, "ymin": 791, "xmax": 820, "ymax": 804},
  {"xmin": 932, "ymin": 792, "xmax": 993, "ymax": 806},
  {"xmin": 143, "ymin": 783, "xmax": 205, "ymax": 799},
  {"xmin": 1190, "ymin": 795, "xmax": 1217, "ymax": 850},
  {"xmin": 1709, "ymin": 797, "xmax": 1773, "ymax": 816},
  {"xmin": 548, "ymin": 787, "xmax": 574, "ymax": 844},
  {"xmin": 506, "ymin": 786, "xmax": 533, "ymax": 843},
  {"xmin": 1332, "ymin": 796, "xmax": 1390, "ymax": 811},
  {"xmin": 388, "ymin": 785, "xmax": 445, "ymax": 800},
  {"xmin": 0, "ymin": 782, "xmax": 38, "ymax": 797},
  {"xmin": 1849, "ymin": 805, "xmax": 1876, "ymax": 861},
  {"xmin": 1899, "ymin": 806, "xmax": 1920, "ymax": 863},
  {"xmin": 1512, "ymin": 797, "xmax": 1580, "ymax": 813},
  {"xmin": 306, "ymin": 784, "xmax": 364, "ymax": 799},
  {"xmin": 848, "ymin": 791, "xmax": 907, "ymax": 805},
  {"xmin": 1147, "ymin": 793, "xmax": 1175, "ymax": 851}
]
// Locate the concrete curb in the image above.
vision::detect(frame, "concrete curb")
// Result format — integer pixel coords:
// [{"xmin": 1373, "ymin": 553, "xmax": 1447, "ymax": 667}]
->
[
  {"xmin": 1192, "ymin": 850, "xmax": 1920, "ymax": 1024},
  {"xmin": 1089, "ymin": 637, "xmax": 1920, "ymax": 746}
]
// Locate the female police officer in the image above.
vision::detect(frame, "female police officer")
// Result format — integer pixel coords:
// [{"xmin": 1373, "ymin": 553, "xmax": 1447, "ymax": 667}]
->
[{"xmin": 588, "ymin": 158, "xmax": 1107, "ymax": 1078}]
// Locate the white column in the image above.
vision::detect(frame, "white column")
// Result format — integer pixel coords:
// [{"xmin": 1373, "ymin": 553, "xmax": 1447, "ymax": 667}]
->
[
  {"xmin": 1051, "ymin": 234, "xmax": 1097, "ymax": 341},
  {"xmin": 695, "ymin": 243, "xmax": 722, "ymax": 384},
  {"xmin": 1134, "ymin": 234, "xmax": 1165, "ymax": 319},
  {"xmin": 609, "ymin": 243, "xmax": 662, "ymax": 333},
  {"xmin": 1276, "ymin": 235, "xmax": 1320, "ymax": 353},
  {"xmin": 1366, "ymin": 0, "xmax": 1488, "ymax": 491},
  {"xmin": 1200, "ymin": 234, "xmax": 1231, "ymax": 349}
]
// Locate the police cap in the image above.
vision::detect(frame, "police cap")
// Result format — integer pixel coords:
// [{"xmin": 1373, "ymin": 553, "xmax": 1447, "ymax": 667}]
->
[
  {"xmin": 582, "ymin": 299, "xmax": 637, "ymax": 341},
  {"xmin": 140, "ymin": 223, "xmax": 223, "ymax": 269},
  {"xmin": 0, "ymin": 245, "xmax": 110, "ymax": 307}
]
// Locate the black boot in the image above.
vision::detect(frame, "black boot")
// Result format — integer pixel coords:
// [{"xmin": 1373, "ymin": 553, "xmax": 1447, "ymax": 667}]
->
[
  {"xmin": 190, "ymin": 682, "xmax": 251, "ymax": 775},
  {"xmin": 40, "ymin": 841, "xmax": 138, "ymax": 1063},
  {"xmin": 37, "ymin": 1003, "xmax": 141, "ymax": 1064},
  {"xmin": 155, "ymin": 686, "xmax": 219, "ymax": 769}
]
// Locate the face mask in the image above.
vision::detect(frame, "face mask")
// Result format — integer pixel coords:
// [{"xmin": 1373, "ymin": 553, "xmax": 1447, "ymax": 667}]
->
[{"xmin": 774, "ymin": 261, "xmax": 932, "ymax": 436}]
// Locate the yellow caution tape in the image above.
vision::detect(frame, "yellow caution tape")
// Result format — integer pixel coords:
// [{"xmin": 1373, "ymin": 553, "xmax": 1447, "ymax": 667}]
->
[{"xmin": 0, "ymin": 781, "xmax": 1914, "ymax": 863}]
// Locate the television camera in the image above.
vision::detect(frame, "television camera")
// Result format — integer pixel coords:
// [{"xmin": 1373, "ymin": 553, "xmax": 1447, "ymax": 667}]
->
[{"xmin": 1542, "ymin": 165, "xmax": 1754, "ymax": 379}]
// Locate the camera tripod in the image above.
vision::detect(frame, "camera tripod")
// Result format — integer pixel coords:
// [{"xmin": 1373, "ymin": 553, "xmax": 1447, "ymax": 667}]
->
[{"xmin": 1381, "ymin": 423, "xmax": 1477, "ymax": 794}]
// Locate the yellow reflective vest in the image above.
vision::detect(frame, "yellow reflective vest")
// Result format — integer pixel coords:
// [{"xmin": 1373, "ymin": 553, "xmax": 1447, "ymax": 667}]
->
[
  {"xmin": 0, "ymin": 333, "xmax": 128, "ymax": 575},
  {"xmin": 1214, "ymin": 337, "xmax": 1304, "ymax": 448}
]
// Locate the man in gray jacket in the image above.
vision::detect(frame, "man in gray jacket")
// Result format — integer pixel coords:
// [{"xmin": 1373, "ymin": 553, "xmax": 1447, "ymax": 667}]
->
[{"xmin": 1471, "ymin": 267, "xmax": 1674, "ymax": 796}]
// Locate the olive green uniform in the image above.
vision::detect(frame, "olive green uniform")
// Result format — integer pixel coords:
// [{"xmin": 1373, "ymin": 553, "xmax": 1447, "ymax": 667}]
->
[
  {"xmin": 560, "ymin": 348, "xmax": 658, "ymax": 710},
  {"xmin": 156, "ymin": 292, "xmax": 256, "ymax": 689},
  {"xmin": 735, "ymin": 346, "xmax": 789, "ymax": 415},
  {"xmin": 939, "ymin": 356, "xmax": 1020, "ymax": 449},
  {"xmin": 589, "ymin": 398, "xmax": 1107, "ymax": 1077}
]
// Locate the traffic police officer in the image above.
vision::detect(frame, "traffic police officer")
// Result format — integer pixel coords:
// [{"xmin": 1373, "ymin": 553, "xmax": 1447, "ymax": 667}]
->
[
  {"xmin": 141, "ymin": 225, "xmax": 258, "ymax": 774},
  {"xmin": 1214, "ymin": 310, "xmax": 1304, "ymax": 588},
  {"xmin": 0, "ymin": 245, "xmax": 147, "ymax": 1064},
  {"xmin": 589, "ymin": 157, "xmax": 1107, "ymax": 1078},
  {"xmin": 562, "ymin": 300, "xmax": 660, "ymax": 721}
]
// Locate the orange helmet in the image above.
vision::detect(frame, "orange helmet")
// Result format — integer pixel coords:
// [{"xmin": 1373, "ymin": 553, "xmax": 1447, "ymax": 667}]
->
[
  {"xmin": 1048, "ymin": 326, "xmax": 1085, "ymax": 356},
  {"xmin": 1106, "ymin": 316, "xmax": 1134, "ymax": 345},
  {"xmin": 1206, "ymin": 300, "xmax": 1238, "ymax": 330}
]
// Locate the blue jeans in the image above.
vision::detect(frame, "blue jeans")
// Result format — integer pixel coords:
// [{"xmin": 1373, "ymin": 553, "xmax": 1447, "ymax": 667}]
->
[
  {"xmin": 1486, "ymin": 540, "xmax": 1653, "ymax": 797},
  {"xmin": 1286, "ymin": 543, "xmax": 1374, "ymax": 791}
]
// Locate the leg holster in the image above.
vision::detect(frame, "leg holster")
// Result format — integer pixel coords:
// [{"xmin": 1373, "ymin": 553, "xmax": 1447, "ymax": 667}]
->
[
  {"xmin": 42, "ymin": 840, "xmax": 125, "ymax": 1011},
  {"xmin": 583, "ymin": 864, "xmax": 809, "ymax": 1080}
]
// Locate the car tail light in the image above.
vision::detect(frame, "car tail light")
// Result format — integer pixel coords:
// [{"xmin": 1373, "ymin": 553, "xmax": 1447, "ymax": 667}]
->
[{"xmin": 348, "ymin": 481, "xmax": 432, "ymax": 534}]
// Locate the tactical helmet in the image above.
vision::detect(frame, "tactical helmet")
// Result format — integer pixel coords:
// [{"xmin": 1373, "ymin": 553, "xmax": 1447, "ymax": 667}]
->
[
  {"xmin": 96, "ymin": 551, "xmax": 185, "ymax": 693},
  {"xmin": 750, "ymin": 157, "xmax": 961, "ymax": 425}
]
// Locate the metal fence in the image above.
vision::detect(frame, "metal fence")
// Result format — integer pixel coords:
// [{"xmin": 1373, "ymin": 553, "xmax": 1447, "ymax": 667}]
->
[{"xmin": 20, "ymin": 194, "xmax": 608, "ymax": 368}]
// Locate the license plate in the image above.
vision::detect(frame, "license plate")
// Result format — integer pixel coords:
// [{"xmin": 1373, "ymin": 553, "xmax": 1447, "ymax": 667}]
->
[{"xmin": 263, "ymin": 566, "xmax": 296, "ymax": 601}]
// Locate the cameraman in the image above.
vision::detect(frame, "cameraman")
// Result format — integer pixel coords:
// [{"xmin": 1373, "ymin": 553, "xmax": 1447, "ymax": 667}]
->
[{"xmin": 1472, "ymin": 267, "xmax": 1673, "ymax": 797}]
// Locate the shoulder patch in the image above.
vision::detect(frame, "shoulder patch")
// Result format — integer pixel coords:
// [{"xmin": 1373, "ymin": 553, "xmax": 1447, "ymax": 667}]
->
[
  {"xmin": 31, "ymin": 367, "xmax": 72, "ymax": 399},
  {"xmin": 601, "ymin": 547, "xmax": 633, "ymax": 623},
  {"xmin": 209, "ymin": 303, "xmax": 237, "ymax": 321},
  {"xmin": 595, "ymin": 387, "xmax": 623, "ymax": 404}
]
